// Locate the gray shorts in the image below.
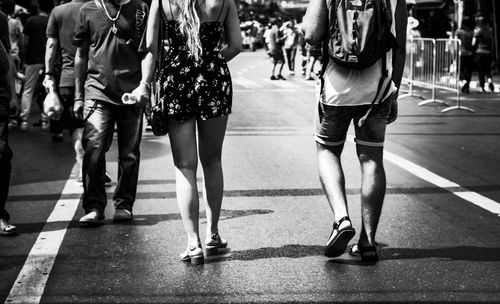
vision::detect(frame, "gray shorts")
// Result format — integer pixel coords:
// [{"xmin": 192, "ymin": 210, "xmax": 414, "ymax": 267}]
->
[{"xmin": 314, "ymin": 100, "xmax": 391, "ymax": 147}]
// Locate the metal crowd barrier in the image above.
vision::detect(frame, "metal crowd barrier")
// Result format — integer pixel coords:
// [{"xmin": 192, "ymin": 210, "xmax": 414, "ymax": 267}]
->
[{"xmin": 399, "ymin": 37, "xmax": 474, "ymax": 113}]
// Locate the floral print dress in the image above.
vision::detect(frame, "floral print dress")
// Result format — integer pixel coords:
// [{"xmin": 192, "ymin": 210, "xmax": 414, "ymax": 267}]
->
[{"xmin": 158, "ymin": 20, "xmax": 232, "ymax": 121}]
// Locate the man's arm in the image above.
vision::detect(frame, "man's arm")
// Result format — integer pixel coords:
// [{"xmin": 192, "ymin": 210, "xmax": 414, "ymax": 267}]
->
[
  {"xmin": 43, "ymin": 37, "xmax": 58, "ymax": 89},
  {"xmin": 388, "ymin": 0, "xmax": 408, "ymax": 124},
  {"xmin": 74, "ymin": 39, "xmax": 89, "ymax": 120},
  {"xmin": 392, "ymin": 0, "xmax": 408, "ymax": 88},
  {"xmin": 302, "ymin": 0, "xmax": 328, "ymax": 46}
]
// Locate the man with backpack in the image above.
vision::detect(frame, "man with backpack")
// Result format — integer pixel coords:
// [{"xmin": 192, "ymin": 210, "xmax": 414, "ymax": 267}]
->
[{"xmin": 303, "ymin": 0, "xmax": 407, "ymax": 261}]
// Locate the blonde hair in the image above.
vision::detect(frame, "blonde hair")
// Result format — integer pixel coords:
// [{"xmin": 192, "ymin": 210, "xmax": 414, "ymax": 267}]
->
[{"xmin": 174, "ymin": 0, "xmax": 202, "ymax": 60}]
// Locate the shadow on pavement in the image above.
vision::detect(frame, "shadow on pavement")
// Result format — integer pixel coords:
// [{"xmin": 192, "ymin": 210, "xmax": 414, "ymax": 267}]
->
[
  {"xmin": 12, "ymin": 209, "xmax": 274, "ymax": 235},
  {"xmin": 381, "ymin": 246, "xmax": 500, "ymax": 262},
  {"xmin": 206, "ymin": 244, "xmax": 325, "ymax": 263}
]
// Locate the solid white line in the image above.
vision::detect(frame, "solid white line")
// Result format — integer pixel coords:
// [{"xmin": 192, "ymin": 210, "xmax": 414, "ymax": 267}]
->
[
  {"xmin": 5, "ymin": 167, "xmax": 82, "ymax": 304},
  {"xmin": 384, "ymin": 151, "xmax": 500, "ymax": 215},
  {"xmin": 347, "ymin": 135, "xmax": 500, "ymax": 215}
]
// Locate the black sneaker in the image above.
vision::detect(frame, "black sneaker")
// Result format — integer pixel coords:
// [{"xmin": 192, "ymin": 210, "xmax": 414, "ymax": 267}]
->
[
  {"xmin": 79, "ymin": 211, "xmax": 105, "ymax": 226},
  {"xmin": 489, "ymin": 82, "xmax": 495, "ymax": 92},
  {"xmin": 277, "ymin": 74, "xmax": 286, "ymax": 80},
  {"xmin": 270, "ymin": 75, "xmax": 277, "ymax": 80},
  {"xmin": 52, "ymin": 133, "xmax": 64, "ymax": 142},
  {"xmin": 33, "ymin": 119, "xmax": 42, "ymax": 127}
]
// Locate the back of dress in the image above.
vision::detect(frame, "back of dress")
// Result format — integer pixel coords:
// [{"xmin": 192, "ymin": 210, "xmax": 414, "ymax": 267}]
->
[{"xmin": 159, "ymin": 0, "xmax": 232, "ymax": 121}]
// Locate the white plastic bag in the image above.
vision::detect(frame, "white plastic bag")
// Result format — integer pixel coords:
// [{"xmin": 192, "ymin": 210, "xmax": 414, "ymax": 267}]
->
[{"xmin": 43, "ymin": 87, "xmax": 63, "ymax": 120}]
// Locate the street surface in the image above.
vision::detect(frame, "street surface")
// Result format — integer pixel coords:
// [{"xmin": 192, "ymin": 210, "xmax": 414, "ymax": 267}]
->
[{"xmin": 1, "ymin": 49, "xmax": 500, "ymax": 303}]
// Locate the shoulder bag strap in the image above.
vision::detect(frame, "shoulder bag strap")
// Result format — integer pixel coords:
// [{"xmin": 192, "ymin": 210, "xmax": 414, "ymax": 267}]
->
[
  {"xmin": 157, "ymin": 0, "xmax": 164, "ymax": 65},
  {"xmin": 217, "ymin": 0, "xmax": 226, "ymax": 22}
]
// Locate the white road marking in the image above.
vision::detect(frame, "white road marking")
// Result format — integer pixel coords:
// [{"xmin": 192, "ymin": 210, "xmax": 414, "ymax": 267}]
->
[
  {"xmin": 384, "ymin": 150, "xmax": 500, "ymax": 215},
  {"xmin": 263, "ymin": 79, "xmax": 296, "ymax": 89},
  {"xmin": 303, "ymin": 80, "xmax": 319, "ymax": 87},
  {"xmin": 233, "ymin": 77, "xmax": 261, "ymax": 89},
  {"xmin": 7, "ymin": 128, "xmax": 500, "ymax": 304},
  {"xmin": 5, "ymin": 167, "xmax": 81, "ymax": 304},
  {"xmin": 347, "ymin": 135, "xmax": 500, "ymax": 216}
]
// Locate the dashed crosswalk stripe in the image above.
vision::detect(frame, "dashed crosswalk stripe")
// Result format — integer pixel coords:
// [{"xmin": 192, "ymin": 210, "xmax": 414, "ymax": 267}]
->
[
  {"xmin": 262, "ymin": 78, "xmax": 297, "ymax": 89},
  {"xmin": 233, "ymin": 77, "xmax": 261, "ymax": 88}
]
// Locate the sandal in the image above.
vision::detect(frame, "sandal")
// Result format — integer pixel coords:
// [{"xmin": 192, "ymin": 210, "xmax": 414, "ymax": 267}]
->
[
  {"xmin": 0, "ymin": 219, "xmax": 17, "ymax": 236},
  {"xmin": 349, "ymin": 244, "xmax": 379, "ymax": 262},
  {"xmin": 180, "ymin": 244, "xmax": 204, "ymax": 265},
  {"xmin": 205, "ymin": 232, "xmax": 228, "ymax": 256},
  {"xmin": 324, "ymin": 216, "xmax": 355, "ymax": 258}
]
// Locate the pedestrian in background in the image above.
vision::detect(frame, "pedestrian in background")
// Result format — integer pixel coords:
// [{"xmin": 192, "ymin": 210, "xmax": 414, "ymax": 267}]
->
[
  {"xmin": 20, "ymin": 0, "xmax": 52, "ymax": 130},
  {"xmin": 132, "ymin": 0, "xmax": 241, "ymax": 264},
  {"xmin": 0, "ymin": 0, "xmax": 22, "ymax": 129},
  {"xmin": 282, "ymin": 20, "xmax": 298, "ymax": 76},
  {"xmin": 455, "ymin": 16, "xmax": 474, "ymax": 93},
  {"xmin": 43, "ymin": 0, "xmax": 89, "ymax": 177},
  {"xmin": 0, "ymin": 10, "xmax": 17, "ymax": 236},
  {"xmin": 74, "ymin": 0, "xmax": 149, "ymax": 225},
  {"xmin": 1, "ymin": 0, "xmax": 23, "ymax": 69},
  {"xmin": 304, "ymin": 42, "xmax": 321, "ymax": 80},
  {"xmin": 473, "ymin": 12, "xmax": 496, "ymax": 93},
  {"xmin": 268, "ymin": 18, "xmax": 286, "ymax": 80},
  {"xmin": 303, "ymin": 0, "xmax": 407, "ymax": 262}
]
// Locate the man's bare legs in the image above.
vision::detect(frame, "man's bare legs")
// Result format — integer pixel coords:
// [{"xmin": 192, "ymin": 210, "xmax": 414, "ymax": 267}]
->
[
  {"xmin": 317, "ymin": 143, "xmax": 353, "ymax": 238},
  {"xmin": 197, "ymin": 116, "xmax": 228, "ymax": 239},
  {"xmin": 356, "ymin": 144, "xmax": 386, "ymax": 248}
]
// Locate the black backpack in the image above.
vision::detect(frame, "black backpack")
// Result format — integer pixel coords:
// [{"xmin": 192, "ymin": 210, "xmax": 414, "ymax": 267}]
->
[
  {"xmin": 319, "ymin": 0, "xmax": 399, "ymax": 126},
  {"xmin": 326, "ymin": 0, "xmax": 398, "ymax": 70}
]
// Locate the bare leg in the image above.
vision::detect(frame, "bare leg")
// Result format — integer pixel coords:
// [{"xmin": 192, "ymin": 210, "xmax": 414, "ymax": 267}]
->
[
  {"xmin": 197, "ymin": 116, "xmax": 228, "ymax": 237},
  {"xmin": 168, "ymin": 118, "xmax": 200, "ymax": 246},
  {"xmin": 317, "ymin": 143, "xmax": 351, "ymax": 232},
  {"xmin": 356, "ymin": 144, "xmax": 386, "ymax": 247},
  {"xmin": 278, "ymin": 62, "xmax": 285, "ymax": 75}
]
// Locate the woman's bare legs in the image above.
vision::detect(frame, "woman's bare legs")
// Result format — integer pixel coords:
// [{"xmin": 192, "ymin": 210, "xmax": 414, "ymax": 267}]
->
[
  {"xmin": 168, "ymin": 118, "xmax": 201, "ymax": 246},
  {"xmin": 197, "ymin": 116, "xmax": 228, "ymax": 238}
]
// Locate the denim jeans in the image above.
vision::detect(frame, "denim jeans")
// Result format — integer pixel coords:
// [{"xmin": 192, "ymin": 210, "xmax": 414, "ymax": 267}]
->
[
  {"xmin": 0, "ymin": 86, "xmax": 12, "ymax": 220},
  {"xmin": 82, "ymin": 100, "xmax": 143, "ymax": 213}
]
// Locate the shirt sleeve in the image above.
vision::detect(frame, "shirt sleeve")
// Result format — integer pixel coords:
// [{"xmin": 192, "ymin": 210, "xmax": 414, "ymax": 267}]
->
[
  {"xmin": 136, "ymin": 2, "xmax": 149, "ymax": 54},
  {"xmin": 22, "ymin": 18, "xmax": 31, "ymax": 35},
  {"xmin": 46, "ymin": 9, "xmax": 59, "ymax": 39},
  {"xmin": 74, "ymin": 5, "xmax": 90, "ymax": 44}
]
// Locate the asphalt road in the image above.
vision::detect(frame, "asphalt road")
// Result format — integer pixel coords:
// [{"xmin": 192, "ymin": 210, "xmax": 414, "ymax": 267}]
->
[{"xmin": 1, "ymin": 49, "xmax": 500, "ymax": 303}]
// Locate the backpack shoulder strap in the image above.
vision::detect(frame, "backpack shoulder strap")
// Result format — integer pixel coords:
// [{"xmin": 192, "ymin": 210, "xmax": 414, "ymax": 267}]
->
[{"xmin": 318, "ymin": 0, "xmax": 339, "ymax": 104}]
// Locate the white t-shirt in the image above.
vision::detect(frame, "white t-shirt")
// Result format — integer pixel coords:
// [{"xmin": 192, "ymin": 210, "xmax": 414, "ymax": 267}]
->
[{"xmin": 320, "ymin": 0, "xmax": 398, "ymax": 106}]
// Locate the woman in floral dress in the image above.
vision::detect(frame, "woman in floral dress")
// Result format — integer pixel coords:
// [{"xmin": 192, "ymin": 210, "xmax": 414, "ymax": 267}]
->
[{"xmin": 132, "ymin": 0, "xmax": 241, "ymax": 264}]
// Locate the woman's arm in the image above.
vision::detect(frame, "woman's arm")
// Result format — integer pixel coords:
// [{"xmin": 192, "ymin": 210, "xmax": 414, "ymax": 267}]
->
[
  {"xmin": 140, "ymin": 0, "xmax": 160, "ymax": 85},
  {"xmin": 302, "ymin": 0, "xmax": 328, "ymax": 45},
  {"xmin": 132, "ymin": 0, "xmax": 160, "ymax": 103},
  {"xmin": 221, "ymin": 0, "xmax": 242, "ymax": 62}
]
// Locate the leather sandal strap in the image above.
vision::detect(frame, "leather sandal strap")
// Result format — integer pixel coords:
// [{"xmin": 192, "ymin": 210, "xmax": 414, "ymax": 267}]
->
[{"xmin": 333, "ymin": 216, "xmax": 351, "ymax": 229}]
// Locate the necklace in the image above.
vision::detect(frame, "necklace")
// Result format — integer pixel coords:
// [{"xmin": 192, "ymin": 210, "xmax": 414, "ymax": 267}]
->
[{"xmin": 100, "ymin": 0, "xmax": 123, "ymax": 34}]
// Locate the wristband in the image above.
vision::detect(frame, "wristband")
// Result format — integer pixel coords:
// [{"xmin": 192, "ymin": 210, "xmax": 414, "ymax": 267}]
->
[
  {"xmin": 140, "ymin": 80, "xmax": 151, "ymax": 89},
  {"xmin": 45, "ymin": 72, "xmax": 53, "ymax": 76},
  {"xmin": 74, "ymin": 98, "xmax": 84, "ymax": 102}
]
